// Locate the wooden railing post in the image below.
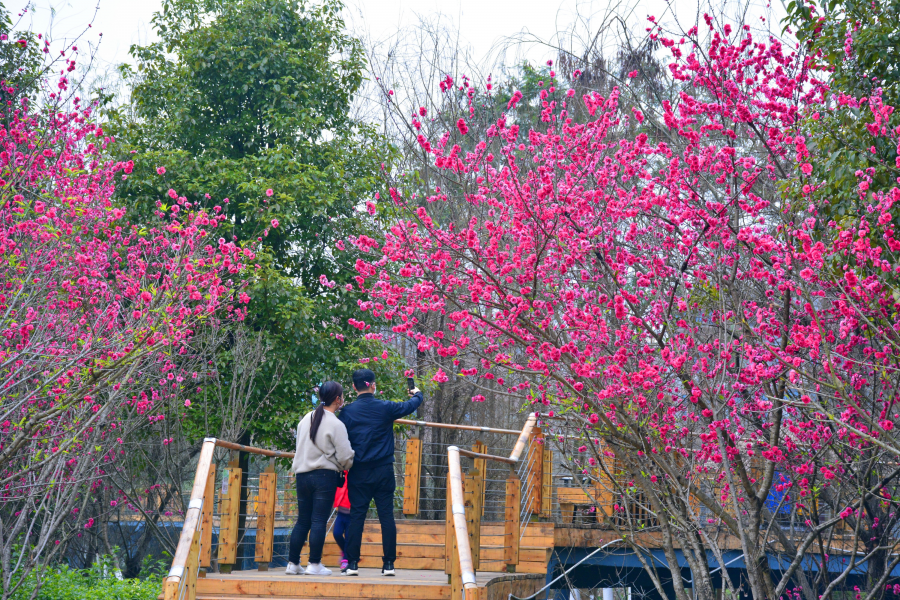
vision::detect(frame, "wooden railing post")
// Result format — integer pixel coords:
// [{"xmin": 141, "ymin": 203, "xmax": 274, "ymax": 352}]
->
[
  {"xmin": 464, "ymin": 469, "xmax": 482, "ymax": 571},
  {"xmin": 541, "ymin": 442, "xmax": 552, "ymax": 518},
  {"xmin": 472, "ymin": 441, "xmax": 486, "ymax": 519},
  {"xmin": 445, "ymin": 475, "xmax": 453, "ymax": 575},
  {"xmin": 526, "ymin": 427, "xmax": 544, "ymax": 519},
  {"xmin": 217, "ymin": 462, "xmax": 242, "ymax": 573},
  {"xmin": 450, "ymin": 522, "xmax": 463, "ymax": 600},
  {"xmin": 255, "ymin": 461, "xmax": 276, "ymax": 571},
  {"xmin": 185, "ymin": 530, "xmax": 200, "ymax": 600},
  {"xmin": 403, "ymin": 426, "xmax": 423, "ymax": 517},
  {"xmin": 199, "ymin": 463, "xmax": 216, "ymax": 569},
  {"xmin": 504, "ymin": 470, "xmax": 521, "ymax": 573}
]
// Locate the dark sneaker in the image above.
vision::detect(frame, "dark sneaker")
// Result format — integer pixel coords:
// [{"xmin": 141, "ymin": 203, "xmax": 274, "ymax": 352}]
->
[
  {"xmin": 382, "ymin": 561, "xmax": 395, "ymax": 576},
  {"xmin": 345, "ymin": 561, "xmax": 359, "ymax": 576}
]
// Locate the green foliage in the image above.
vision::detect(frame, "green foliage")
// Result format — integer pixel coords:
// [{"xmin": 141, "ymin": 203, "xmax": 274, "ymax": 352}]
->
[
  {"xmin": 11, "ymin": 556, "xmax": 164, "ymax": 600},
  {"xmin": 0, "ymin": 2, "xmax": 47, "ymax": 116},
  {"xmin": 785, "ymin": 0, "xmax": 900, "ymax": 232},
  {"xmin": 786, "ymin": 0, "xmax": 900, "ymax": 107},
  {"xmin": 110, "ymin": 0, "xmax": 392, "ymax": 448}
]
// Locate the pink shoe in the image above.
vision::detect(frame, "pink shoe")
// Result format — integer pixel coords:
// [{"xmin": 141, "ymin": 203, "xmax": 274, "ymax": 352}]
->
[{"xmin": 340, "ymin": 559, "xmax": 349, "ymax": 572}]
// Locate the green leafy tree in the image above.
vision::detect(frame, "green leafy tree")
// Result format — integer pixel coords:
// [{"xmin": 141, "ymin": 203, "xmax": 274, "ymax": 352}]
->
[
  {"xmin": 0, "ymin": 4, "xmax": 42, "ymax": 109},
  {"xmin": 787, "ymin": 0, "xmax": 900, "ymax": 106},
  {"xmin": 785, "ymin": 0, "xmax": 900, "ymax": 234},
  {"xmin": 110, "ymin": 0, "xmax": 389, "ymax": 448}
]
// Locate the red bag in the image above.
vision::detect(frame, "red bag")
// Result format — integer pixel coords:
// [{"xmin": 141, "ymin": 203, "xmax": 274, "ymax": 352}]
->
[{"xmin": 334, "ymin": 471, "xmax": 350, "ymax": 509}]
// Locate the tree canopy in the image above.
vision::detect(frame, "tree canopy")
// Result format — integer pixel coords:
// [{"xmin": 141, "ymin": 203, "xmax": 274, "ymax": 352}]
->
[{"xmin": 111, "ymin": 0, "xmax": 389, "ymax": 447}]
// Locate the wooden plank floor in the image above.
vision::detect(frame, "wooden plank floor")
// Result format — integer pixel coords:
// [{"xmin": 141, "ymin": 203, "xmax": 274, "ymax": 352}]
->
[
  {"xmin": 208, "ymin": 567, "xmax": 501, "ymax": 585},
  {"xmin": 196, "ymin": 568, "xmax": 518, "ymax": 599}
]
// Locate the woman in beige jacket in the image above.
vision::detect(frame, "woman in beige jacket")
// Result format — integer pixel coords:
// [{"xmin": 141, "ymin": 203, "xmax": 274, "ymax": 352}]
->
[{"xmin": 286, "ymin": 381, "xmax": 354, "ymax": 576}]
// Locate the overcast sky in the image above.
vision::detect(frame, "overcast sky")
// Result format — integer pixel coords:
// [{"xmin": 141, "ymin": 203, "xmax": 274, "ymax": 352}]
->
[{"xmin": 15, "ymin": 0, "xmax": 784, "ymax": 75}]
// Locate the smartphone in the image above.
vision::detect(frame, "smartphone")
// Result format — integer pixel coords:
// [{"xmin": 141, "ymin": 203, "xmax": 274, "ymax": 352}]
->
[{"xmin": 407, "ymin": 377, "xmax": 416, "ymax": 391}]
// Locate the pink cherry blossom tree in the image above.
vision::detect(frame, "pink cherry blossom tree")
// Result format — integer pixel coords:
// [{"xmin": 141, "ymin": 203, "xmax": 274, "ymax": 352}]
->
[
  {"xmin": 353, "ymin": 13, "xmax": 900, "ymax": 600},
  {"xmin": 0, "ymin": 82, "xmax": 252, "ymax": 597}
]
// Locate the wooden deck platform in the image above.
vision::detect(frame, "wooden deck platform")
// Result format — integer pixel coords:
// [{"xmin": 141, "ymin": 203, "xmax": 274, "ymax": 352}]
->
[{"xmin": 196, "ymin": 568, "xmax": 544, "ymax": 599}]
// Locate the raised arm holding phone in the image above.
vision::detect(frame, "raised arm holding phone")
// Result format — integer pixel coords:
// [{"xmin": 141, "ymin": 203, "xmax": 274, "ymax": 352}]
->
[{"xmin": 337, "ymin": 368, "xmax": 424, "ymax": 576}]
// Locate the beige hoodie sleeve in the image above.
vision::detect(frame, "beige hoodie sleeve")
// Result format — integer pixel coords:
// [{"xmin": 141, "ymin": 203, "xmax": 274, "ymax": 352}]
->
[{"xmin": 327, "ymin": 414, "xmax": 355, "ymax": 471}]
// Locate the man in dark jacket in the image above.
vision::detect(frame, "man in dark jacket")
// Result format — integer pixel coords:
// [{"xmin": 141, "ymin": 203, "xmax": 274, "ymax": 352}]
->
[{"xmin": 338, "ymin": 368, "xmax": 423, "ymax": 576}]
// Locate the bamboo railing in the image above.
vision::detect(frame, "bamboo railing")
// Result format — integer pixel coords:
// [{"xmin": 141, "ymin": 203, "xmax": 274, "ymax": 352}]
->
[{"xmin": 161, "ymin": 413, "xmax": 545, "ymax": 600}]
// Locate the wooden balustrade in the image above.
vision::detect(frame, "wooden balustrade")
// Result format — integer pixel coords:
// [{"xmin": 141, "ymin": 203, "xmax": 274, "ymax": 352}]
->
[
  {"xmin": 471, "ymin": 441, "xmax": 487, "ymax": 520},
  {"xmin": 445, "ymin": 476, "xmax": 453, "ymax": 575},
  {"xmin": 163, "ymin": 414, "xmax": 544, "ymax": 600},
  {"xmin": 525, "ymin": 427, "xmax": 544, "ymax": 519},
  {"xmin": 541, "ymin": 440, "xmax": 553, "ymax": 519},
  {"xmin": 162, "ymin": 439, "xmax": 215, "ymax": 600},
  {"xmin": 464, "ymin": 469, "xmax": 482, "ymax": 570},
  {"xmin": 443, "ymin": 413, "xmax": 540, "ymax": 600}
]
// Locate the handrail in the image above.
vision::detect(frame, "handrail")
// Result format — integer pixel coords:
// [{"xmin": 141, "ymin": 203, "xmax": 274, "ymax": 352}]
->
[
  {"xmin": 509, "ymin": 413, "xmax": 537, "ymax": 462},
  {"xmin": 457, "ymin": 448, "xmax": 517, "ymax": 465},
  {"xmin": 445, "ymin": 411, "xmax": 539, "ymax": 598},
  {"xmin": 162, "ymin": 438, "xmax": 216, "ymax": 599},
  {"xmin": 163, "ymin": 438, "xmax": 292, "ymax": 599},
  {"xmin": 447, "ymin": 446, "xmax": 478, "ymax": 594},
  {"xmin": 214, "ymin": 439, "xmax": 294, "ymax": 459},
  {"xmin": 396, "ymin": 418, "xmax": 522, "ymax": 435}
]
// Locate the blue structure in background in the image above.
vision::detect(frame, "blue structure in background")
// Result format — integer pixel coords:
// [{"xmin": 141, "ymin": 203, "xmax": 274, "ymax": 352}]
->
[{"xmin": 543, "ymin": 544, "xmax": 900, "ymax": 600}]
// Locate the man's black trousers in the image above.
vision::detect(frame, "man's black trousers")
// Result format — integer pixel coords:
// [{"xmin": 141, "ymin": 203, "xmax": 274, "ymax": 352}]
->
[{"xmin": 345, "ymin": 464, "xmax": 396, "ymax": 564}]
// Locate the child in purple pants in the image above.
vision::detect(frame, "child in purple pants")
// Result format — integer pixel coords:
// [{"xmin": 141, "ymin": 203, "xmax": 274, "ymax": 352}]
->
[{"xmin": 333, "ymin": 472, "xmax": 351, "ymax": 572}]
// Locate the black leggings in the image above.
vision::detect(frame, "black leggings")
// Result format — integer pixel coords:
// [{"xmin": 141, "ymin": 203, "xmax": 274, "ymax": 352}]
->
[{"xmin": 288, "ymin": 469, "xmax": 339, "ymax": 565}]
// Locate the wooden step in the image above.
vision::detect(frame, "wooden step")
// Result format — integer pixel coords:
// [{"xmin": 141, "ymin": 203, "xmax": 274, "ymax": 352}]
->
[
  {"xmin": 315, "ymin": 542, "xmax": 550, "ymax": 561},
  {"xmin": 198, "ymin": 569, "xmax": 451, "ymax": 599},
  {"xmin": 341, "ymin": 527, "xmax": 552, "ymax": 547},
  {"xmin": 359, "ymin": 520, "xmax": 555, "ymax": 538},
  {"xmin": 291, "ymin": 553, "xmax": 548, "ymax": 574},
  {"xmin": 194, "ymin": 567, "xmax": 542, "ymax": 599},
  {"xmin": 311, "ymin": 543, "xmax": 550, "ymax": 564},
  {"xmin": 286, "ymin": 518, "xmax": 555, "ymax": 575}
]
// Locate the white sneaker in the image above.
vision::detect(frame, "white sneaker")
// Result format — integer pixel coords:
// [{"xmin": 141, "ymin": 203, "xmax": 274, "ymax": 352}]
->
[
  {"xmin": 305, "ymin": 562, "xmax": 332, "ymax": 576},
  {"xmin": 285, "ymin": 562, "xmax": 304, "ymax": 575}
]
